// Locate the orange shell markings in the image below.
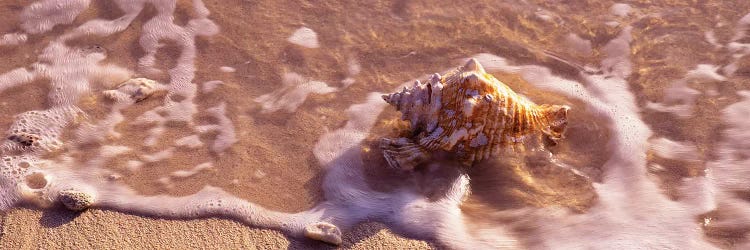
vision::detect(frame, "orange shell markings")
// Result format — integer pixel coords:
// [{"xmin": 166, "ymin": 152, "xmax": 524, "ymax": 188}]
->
[{"xmin": 380, "ymin": 58, "xmax": 570, "ymax": 170}]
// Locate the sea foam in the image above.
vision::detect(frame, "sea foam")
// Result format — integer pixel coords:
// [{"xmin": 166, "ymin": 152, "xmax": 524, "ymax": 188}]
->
[{"xmin": 0, "ymin": 1, "xmax": 748, "ymax": 249}]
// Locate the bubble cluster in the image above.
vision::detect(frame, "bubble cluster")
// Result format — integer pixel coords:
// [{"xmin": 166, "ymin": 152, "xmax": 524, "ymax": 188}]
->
[
  {"xmin": 3, "ymin": 107, "xmax": 81, "ymax": 152},
  {"xmin": 0, "ymin": 0, "xmax": 747, "ymax": 249},
  {"xmin": 0, "ymin": 155, "xmax": 52, "ymax": 209},
  {"xmin": 0, "ymin": 0, "xmax": 223, "ymax": 216}
]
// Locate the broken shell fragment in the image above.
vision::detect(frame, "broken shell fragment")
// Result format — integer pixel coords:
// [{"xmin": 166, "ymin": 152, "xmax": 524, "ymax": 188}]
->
[
  {"xmin": 381, "ymin": 58, "xmax": 570, "ymax": 169},
  {"xmin": 304, "ymin": 221, "xmax": 343, "ymax": 245},
  {"xmin": 103, "ymin": 78, "xmax": 166, "ymax": 103},
  {"xmin": 58, "ymin": 189, "xmax": 95, "ymax": 211}
]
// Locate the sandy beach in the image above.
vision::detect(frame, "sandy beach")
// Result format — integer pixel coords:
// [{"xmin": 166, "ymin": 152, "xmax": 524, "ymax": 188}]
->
[
  {"xmin": 1, "ymin": 207, "xmax": 436, "ymax": 249},
  {"xmin": 1, "ymin": 0, "xmax": 750, "ymax": 249}
]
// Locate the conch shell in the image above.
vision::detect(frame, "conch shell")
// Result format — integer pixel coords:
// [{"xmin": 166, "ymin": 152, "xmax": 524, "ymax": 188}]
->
[{"xmin": 380, "ymin": 58, "xmax": 569, "ymax": 170}]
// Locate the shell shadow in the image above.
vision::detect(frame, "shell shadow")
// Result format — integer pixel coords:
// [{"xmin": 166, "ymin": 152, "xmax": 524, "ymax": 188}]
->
[
  {"xmin": 361, "ymin": 135, "xmax": 597, "ymax": 213},
  {"xmin": 464, "ymin": 151, "xmax": 598, "ymax": 213},
  {"xmin": 360, "ymin": 138, "xmax": 464, "ymax": 201},
  {"xmin": 38, "ymin": 205, "xmax": 81, "ymax": 228},
  {"xmin": 285, "ymin": 237, "xmax": 338, "ymax": 250}
]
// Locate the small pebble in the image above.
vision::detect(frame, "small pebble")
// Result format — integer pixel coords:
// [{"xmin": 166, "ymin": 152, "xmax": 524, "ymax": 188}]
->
[
  {"xmin": 304, "ymin": 222, "xmax": 342, "ymax": 245},
  {"xmin": 58, "ymin": 189, "xmax": 95, "ymax": 211}
]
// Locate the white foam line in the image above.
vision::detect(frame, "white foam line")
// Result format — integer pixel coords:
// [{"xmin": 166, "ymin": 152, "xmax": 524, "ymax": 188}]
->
[
  {"xmin": 170, "ymin": 162, "xmax": 214, "ymax": 178},
  {"xmin": 308, "ymin": 91, "xmax": 518, "ymax": 248},
  {"xmin": 474, "ymin": 24, "xmax": 714, "ymax": 249},
  {"xmin": 58, "ymin": 1, "xmax": 142, "ymax": 41},
  {"xmin": 94, "ymin": 185, "xmax": 303, "ymax": 233},
  {"xmin": 0, "ymin": 68, "xmax": 37, "ymax": 93},
  {"xmin": 203, "ymin": 103, "xmax": 237, "ymax": 153},
  {"xmin": 254, "ymin": 72, "xmax": 338, "ymax": 113},
  {"xmin": 1, "ymin": 1, "xmax": 744, "ymax": 248},
  {"xmin": 648, "ymin": 137, "xmax": 700, "ymax": 161},
  {"xmin": 20, "ymin": 0, "xmax": 90, "ymax": 35}
]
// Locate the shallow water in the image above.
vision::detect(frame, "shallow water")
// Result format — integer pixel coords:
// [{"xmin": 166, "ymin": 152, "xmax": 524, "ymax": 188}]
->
[{"xmin": 1, "ymin": 0, "xmax": 750, "ymax": 249}]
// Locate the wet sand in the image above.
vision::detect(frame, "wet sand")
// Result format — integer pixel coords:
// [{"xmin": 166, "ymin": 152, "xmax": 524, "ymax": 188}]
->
[
  {"xmin": 1, "ymin": 0, "xmax": 750, "ymax": 248},
  {"xmin": 0, "ymin": 207, "xmax": 435, "ymax": 249},
  {"xmin": 0, "ymin": 0, "xmax": 445, "ymax": 248}
]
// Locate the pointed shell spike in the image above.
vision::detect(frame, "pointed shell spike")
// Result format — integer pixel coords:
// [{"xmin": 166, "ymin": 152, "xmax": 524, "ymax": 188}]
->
[
  {"xmin": 562, "ymin": 105, "xmax": 571, "ymax": 112},
  {"xmin": 430, "ymin": 73, "xmax": 441, "ymax": 81},
  {"xmin": 383, "ymin": 92, "xmax": 401, "ymax": 106},
  {"xmin": 463, "ymin": 58, "xmax": 485, "ymax": 73}
]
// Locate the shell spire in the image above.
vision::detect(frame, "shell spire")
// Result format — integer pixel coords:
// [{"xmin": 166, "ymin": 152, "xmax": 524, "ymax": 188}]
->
[
  {"xmin": 462, "ymin": 58, "xmax": 485, "ymax": 74},
  {"xmin": 381, "ymin": 82, "xmax": 416, "ymax": 109}
]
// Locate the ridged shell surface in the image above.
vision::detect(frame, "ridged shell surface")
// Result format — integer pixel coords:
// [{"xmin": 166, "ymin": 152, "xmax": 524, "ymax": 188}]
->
[{"xmin": 382, "ymin": 58, "xmax": 569, "ymax": 166}]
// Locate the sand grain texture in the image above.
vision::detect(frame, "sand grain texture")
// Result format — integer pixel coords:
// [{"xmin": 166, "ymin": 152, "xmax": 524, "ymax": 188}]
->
[
  {"xmin": 0, "ymin": 208, "xmax": 435, "ymax": 249},
  {"xmin": 1, "ymin": 0, "xmax": 750, "ymax": 249}
]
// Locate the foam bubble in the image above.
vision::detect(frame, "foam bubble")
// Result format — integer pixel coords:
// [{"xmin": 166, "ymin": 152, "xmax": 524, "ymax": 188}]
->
[
  {"xmin": 601, "ymin": 26, "xmax": 633, "ymax": 78},
  {"xmin": 195, "ymin": 103, "xmax": 237, "ymax": 153},
  {"xmin": 254, "ymin": 72, "xmax": 338, "ymax": 113},
  {"xmin": 646, "ymin": 64, "xmax": 725, "ymax": 117},
  {"xmin": 219, "ymin": 66, "xmax": 236, "ymax": 73},
  {"xmin": 723, "ymin": 12, "xmax": 750, "ymax": 76},
  {"xmin": 58, "ymin": 0, "xmax": 144, "ymax": 41},
  {"xmin": 175, "ymin": 135, "xmax": 203, "ymax": 149},
  {"xmin": 125, "ymin": 160, "xmax": 143, "ymax": 172},
  {"xmin": 341, "ymin": 58, "xmax": 361, "ymax": 88},
  {"xmin": 710, "ymin": 91, "xmax": 750, "ymax": 192},
  {"xmin": 0, "ymin": 0, "xmax": 745, "ymax": 248},
  {"xmin": 610, "ymin": 3, "xmax": 632, "ymax": 17},
  {"xmin": 99, "ymin": 145, "xmax": 132, "ymax": 158},
  {"xmin": 347, "ymin": 59, "xmax": 361, "ymax": 76},
  {"xmin": 170, "ymin": 162, "xmax": 214, "ymax": 178},
  {"xmin": 0, "ymin": 33, "xmax": 28, "ymax": 46},
  {"xmin": 564, "ymin": 33, "xmax": 593, "ymax": 55},
  {"xmin": 141, "ymin": 148, "xmax": 175, "ymax": 163},
  {"xmin": 704, "ymin": 30, "xmax": 722, "ymax": 48},
  {"xmin": 535, "ymin": 10, "xmax": 556, "ymax": 22},
  {"xmin": 20, "ymin": 0, "xmax": 90, "ymax": 34},
  {"xmin": 0, "ymin": 68, "xmax": 37, "ymax": 93},
  {"xmin": 287, "ymin": 27, "xmax": 320, "ymax": 49},
  {"xmin": 4, "ymin": 106, "xmax": 83, "ymax": 152},
  {"xmin": 202, "ymin": 80, "xmax": 224, "ymax": 93},
  {"xmin": 605, "ymin": 21, "xmax": 620, "ymax": 27},
  {"xmin": 648, "ymin": 138, "xmax": 700, "ymax": 162}
]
